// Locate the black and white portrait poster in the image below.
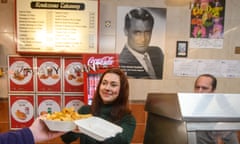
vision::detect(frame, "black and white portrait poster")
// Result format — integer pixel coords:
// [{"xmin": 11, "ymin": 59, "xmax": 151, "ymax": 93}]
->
[{"xmin": 116, "ymin": 6, "xmax": 166, "ymax": 79}]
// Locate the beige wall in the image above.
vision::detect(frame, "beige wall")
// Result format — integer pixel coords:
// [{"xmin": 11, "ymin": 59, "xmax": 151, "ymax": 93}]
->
[{"xmin": 0, "ymin": 0, "xmax": 240, "ymax": 100}]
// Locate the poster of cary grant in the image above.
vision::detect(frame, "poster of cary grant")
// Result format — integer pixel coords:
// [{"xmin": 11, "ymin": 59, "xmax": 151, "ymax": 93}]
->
[{"xmin": 116, "ymin": 6, "xmax": 167, "ymax": 79}]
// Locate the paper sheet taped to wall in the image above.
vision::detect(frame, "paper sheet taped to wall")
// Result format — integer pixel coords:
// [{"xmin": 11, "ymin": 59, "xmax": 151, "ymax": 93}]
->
[{"xmin": 174, "ymin": 58, "xmax": 240, "ymax": 78}]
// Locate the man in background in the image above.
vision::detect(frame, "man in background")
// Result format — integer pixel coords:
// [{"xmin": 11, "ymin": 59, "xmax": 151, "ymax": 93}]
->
[
  {"xmin": 194, "ymin": 74, "xmax": 239, "ymax": 144},
  {"xmin": 119, "ymin": 8, "xmax": 164, "ymax": 79}
]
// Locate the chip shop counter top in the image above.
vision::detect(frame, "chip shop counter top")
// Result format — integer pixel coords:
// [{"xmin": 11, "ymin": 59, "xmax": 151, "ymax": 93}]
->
[{"xmin": 144, "ymin": 93, "xmax": 240, "ymax": 144}]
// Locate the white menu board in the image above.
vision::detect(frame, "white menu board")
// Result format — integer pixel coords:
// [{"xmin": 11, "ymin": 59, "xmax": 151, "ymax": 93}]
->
[{"xmin": 16, "ymin": 0, "xmax": 99, "ymax": 54}]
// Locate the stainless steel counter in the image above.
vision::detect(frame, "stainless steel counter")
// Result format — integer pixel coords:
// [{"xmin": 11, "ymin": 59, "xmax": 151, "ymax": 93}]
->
[{"xmin": 144, "ymin": 93, "xmax": 240, "ymax": 144}]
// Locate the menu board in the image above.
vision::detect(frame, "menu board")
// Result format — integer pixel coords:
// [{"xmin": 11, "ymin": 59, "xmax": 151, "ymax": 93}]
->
[
  {"xmin": 63, "ymin": 94, "xmax": 84, "ymax": 111},
  {"xmin": 37, "ymin": 94, "xmax": 62, "ymax": 116},
  {"xmin": 8, "ymin": 56, "xmax": 34, "ymax": 92},
  {"xmin": 63, "ymin": 57, "xmax": 84, "ymax": 92},
  {"xmin": 36, "ymin": 56, "xmax": 62, "ymax": 92},
  {"xmin": 9, "ymin": 94, "xmax": 35, "ymax": 129},
  {"xmin": 16, "ymin": 0, "xmax": 99, "ymax": 54}
]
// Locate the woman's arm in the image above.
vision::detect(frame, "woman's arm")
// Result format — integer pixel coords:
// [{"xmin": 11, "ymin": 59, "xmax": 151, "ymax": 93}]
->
[{"xmin": 104, "ymin": 114, "xmax": 136, "ymax": 144}]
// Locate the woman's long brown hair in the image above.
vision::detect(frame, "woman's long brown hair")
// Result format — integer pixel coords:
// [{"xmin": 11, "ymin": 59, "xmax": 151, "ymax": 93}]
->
[{"xmin": 91, "ymin": 68, "xmax": 131, "ymax": 123}]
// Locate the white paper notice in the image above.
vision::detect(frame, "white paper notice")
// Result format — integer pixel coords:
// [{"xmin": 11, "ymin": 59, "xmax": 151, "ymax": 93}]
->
[
  {"xmin": 197, "ymin": 59, "xmax": 222, "ymax": 77},
  {"xmin": 220, "ymin": 60, "xmax": 240, "ymax": 78},
  {"xmin": 189, "ymin": 38, "xmax": 223, "ymax": 49},
  {"xmin": 174, "ymin": 59, "xmax": 198, "ymax": 76},
  {"xmin": 174, "ymin": 58, "xmax": 240, "ymax": 78}
]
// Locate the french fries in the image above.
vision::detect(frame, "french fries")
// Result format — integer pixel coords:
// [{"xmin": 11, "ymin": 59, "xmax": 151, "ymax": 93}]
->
[{"xmin": 45, "ymin": 107, "xmax": 92, "ymax": 121}]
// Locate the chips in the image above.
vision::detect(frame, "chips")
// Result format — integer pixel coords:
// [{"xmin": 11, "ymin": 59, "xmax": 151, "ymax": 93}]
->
[{"xmin": 45, "ymin": 107, "xmax": 92, "ymax": 121}]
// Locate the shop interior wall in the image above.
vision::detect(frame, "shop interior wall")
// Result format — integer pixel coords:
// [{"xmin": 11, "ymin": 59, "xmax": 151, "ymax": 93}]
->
[{"xmin": 0, "ymin": 0, "xmax": 240, "ymax": 100}]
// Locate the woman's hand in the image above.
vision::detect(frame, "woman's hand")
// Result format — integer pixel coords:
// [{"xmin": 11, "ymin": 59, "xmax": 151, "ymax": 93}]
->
[{"xmin": 71, "ymin": 126, "xmax": 81, "ymax": 133}]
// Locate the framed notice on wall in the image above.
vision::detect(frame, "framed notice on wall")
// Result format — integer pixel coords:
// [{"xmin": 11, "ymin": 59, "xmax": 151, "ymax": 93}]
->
[{"xmin": 15, "ymin": 0, "xmax": 99, "ymax": 54}]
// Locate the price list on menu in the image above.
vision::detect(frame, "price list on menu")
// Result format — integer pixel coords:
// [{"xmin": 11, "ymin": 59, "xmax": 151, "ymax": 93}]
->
[{"xmin": 16, "ymin": 0, "xmax": 99, "ymax": 54}]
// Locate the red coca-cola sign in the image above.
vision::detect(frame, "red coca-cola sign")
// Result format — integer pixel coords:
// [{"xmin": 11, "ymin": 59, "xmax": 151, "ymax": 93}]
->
[
  {"xmin": 87, "ymin": 56, "xmax": 115, "ymax": 66},
  {"xmin": 84, "ymin": 54, "xmax": 119, "ymax": 71}
]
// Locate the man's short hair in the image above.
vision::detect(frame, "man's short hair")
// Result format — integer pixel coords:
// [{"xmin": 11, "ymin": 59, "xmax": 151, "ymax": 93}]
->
[
  {"xmin": 124, "ymin": 8, "xmax": 154, "ymax": 31},
  {"xmin": 195, "ymin": 74, "xmax": 217, "ymax": 91}
]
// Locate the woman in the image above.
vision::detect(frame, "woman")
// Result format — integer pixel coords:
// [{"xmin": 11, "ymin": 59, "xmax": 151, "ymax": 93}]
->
[{"xmin": 61, "ymin": 68, "xmax": 136, "ymax": 144}]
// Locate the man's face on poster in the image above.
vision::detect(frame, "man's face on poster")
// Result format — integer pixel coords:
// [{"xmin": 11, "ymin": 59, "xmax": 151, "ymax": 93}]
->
[{"xmin": 125, "ymin": 18, "xmax": 153, "ymax": 54}]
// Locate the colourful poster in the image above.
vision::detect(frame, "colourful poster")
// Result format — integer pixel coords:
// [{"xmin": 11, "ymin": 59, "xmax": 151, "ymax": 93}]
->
[
  {"xmin": 36, "ymin": 94, "xmax": 62, "ymax": 116},
  {"xmin": 190, "ymin": 0, "xmax": 225, "ymax": 48},
  {"xmin": 63, "ymin": 94, "xmax": 84, "ymax": 112},
  {"xmin": 63, "ymin": 57, "xmax": 84, "ymax": 93},
  {"xmin": 8, "ymin": 56, "xmax": 34, "ymax": 92},
  {"xmin": 9, "ymin": 94, "xmax": 35, "ymax": 129},
  {"xmin": 36, "ymin": 57, "xmax": 62, "ymax": 92}
]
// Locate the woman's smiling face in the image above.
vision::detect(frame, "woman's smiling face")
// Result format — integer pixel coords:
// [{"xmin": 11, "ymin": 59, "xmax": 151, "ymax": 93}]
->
[{"xmin": 99, "ymin": 73, "xmax": 121, "ymax": 104}]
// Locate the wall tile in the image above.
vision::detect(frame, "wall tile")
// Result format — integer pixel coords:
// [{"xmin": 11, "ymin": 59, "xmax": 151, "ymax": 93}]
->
[{"xmin": 0, "ymin": 0, "xmax": 14, "ymax": 33}]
